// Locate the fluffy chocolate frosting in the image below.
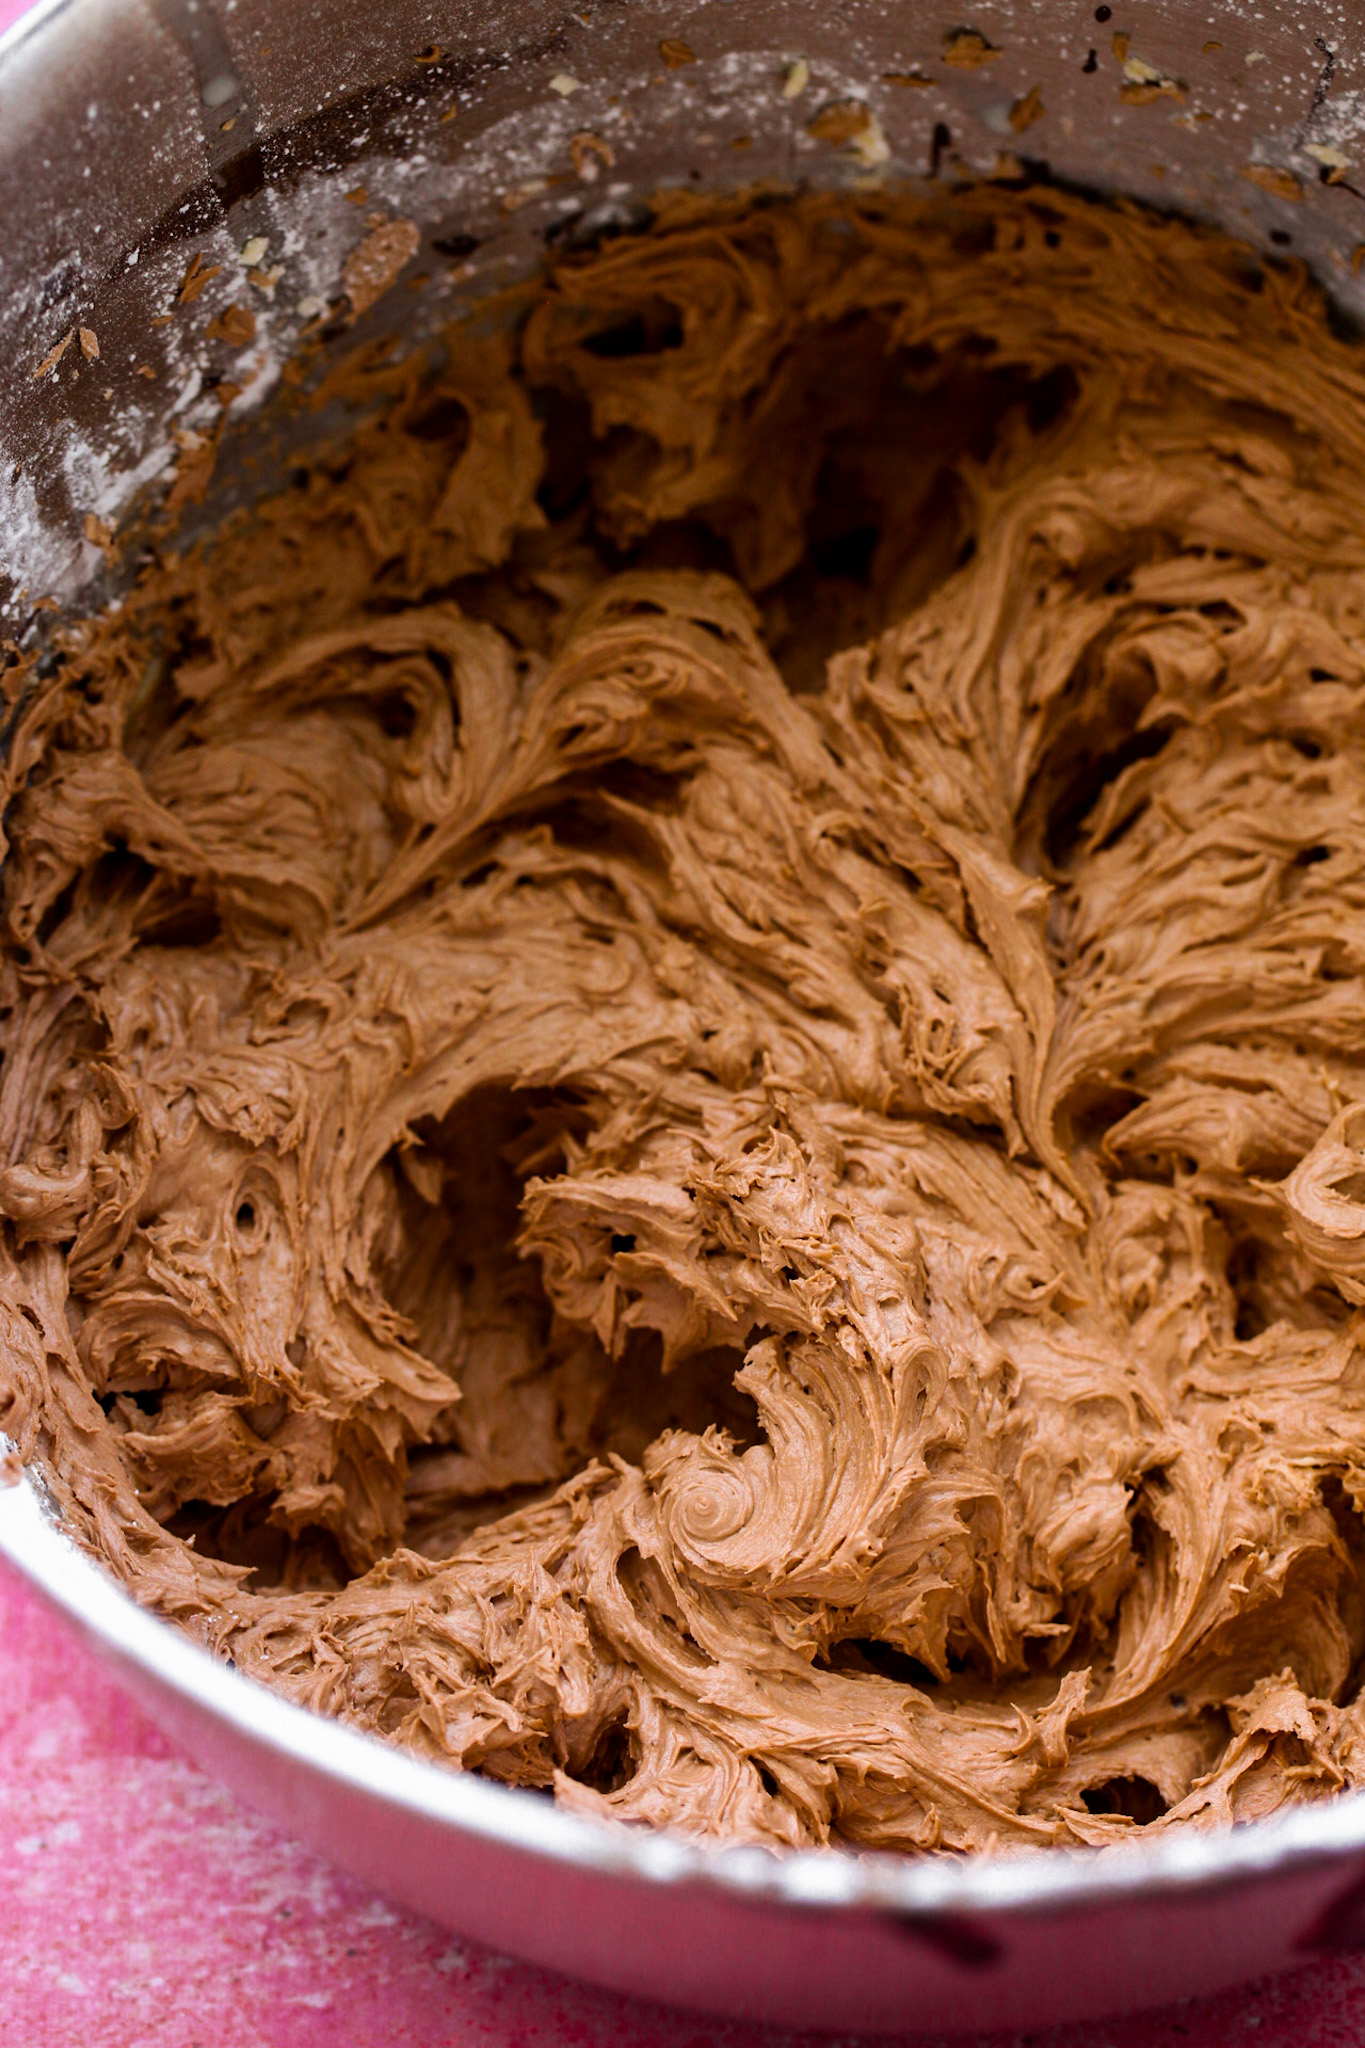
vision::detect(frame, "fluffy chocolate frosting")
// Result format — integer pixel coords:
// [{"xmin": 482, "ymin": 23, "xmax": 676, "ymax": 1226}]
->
[{"xmin": 7, "ymin": 185, "xmax": 1365, "ymax": 1852}]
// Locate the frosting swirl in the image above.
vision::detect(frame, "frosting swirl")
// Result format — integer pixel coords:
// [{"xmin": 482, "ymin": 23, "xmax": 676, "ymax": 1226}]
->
[{"xmin": 9, "ymin": 186, "xmax": 1365, "ymax": 1852}]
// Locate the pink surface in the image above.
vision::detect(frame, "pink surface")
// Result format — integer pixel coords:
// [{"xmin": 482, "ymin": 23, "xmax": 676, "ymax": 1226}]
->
[{"xmin": 1, "ymin": 1557, "xmax": 1364, "ymax": 2048}]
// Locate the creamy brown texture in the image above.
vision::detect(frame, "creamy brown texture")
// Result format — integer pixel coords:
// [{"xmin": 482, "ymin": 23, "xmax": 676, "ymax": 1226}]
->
[{"xmin": 8, "ymin": 186, "xmax": 1365, "ymax": 1852}]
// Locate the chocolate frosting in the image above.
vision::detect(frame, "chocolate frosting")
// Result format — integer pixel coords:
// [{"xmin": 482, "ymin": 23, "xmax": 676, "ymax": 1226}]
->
[{"xmin": 7, "ymin": 186, "xmax": 1365, "ymax": 1851}]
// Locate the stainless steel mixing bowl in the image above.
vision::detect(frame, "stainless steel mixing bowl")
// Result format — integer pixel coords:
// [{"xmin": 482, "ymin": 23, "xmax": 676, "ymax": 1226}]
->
[{"xmin": 6, "ymin": 0, "xmax": 1365, "ymax": 2030}]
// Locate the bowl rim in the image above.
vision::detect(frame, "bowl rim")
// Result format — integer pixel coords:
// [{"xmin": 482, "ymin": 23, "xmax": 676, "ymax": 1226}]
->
[
  {"xmin": 6, "ymin": 0, "xmax": 1365, "ymax": 1940},
  {"xmin": 5, "ymin": 1454, "xmax": 1365, "ymax": 1925},
  {"xmin": 0, "ymin": 0, "xmax": 76, "ymax": 66}
]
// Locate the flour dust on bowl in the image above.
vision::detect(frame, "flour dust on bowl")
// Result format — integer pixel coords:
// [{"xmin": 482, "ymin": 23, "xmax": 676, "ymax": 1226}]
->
[{"xmin": 8, "ymin": 0, "xmax": 1365, "ymax": 2033}]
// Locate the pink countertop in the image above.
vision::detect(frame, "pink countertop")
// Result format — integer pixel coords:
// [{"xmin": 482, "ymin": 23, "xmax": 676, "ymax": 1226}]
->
[{"xmin": 3, "ymin": 1556, "xmax": 1365, "ymax": 2048}]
